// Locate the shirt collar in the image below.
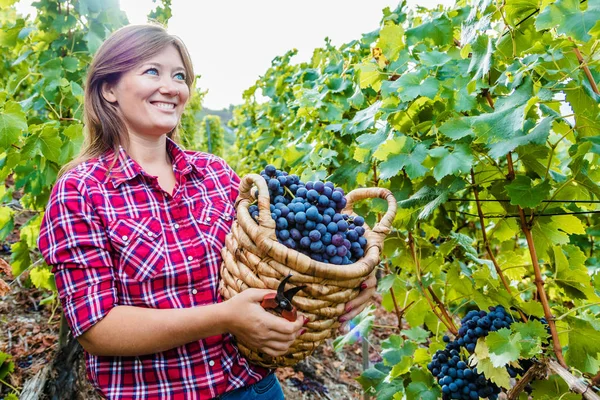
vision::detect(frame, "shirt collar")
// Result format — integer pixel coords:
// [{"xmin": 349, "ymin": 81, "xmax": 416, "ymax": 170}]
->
[{"xmin": 106, "ymin": 137, "xmax": 198, "ymax": 188}]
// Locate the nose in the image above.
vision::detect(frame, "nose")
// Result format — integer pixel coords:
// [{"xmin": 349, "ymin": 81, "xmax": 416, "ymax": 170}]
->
[{"xmin": 158, "ymin": 77, "xmax": 179, "ymax": 97}]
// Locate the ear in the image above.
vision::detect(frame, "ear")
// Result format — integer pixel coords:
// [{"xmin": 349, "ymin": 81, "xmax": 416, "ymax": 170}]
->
[{"xmin": 101, "ymin": 81, "xmax": 118, "ymax": 103}]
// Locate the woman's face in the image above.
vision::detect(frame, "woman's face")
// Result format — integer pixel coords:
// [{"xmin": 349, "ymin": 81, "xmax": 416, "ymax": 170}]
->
[{"xmin": 102, "ymin": 44, "xmax": 190, "ymax": 139}]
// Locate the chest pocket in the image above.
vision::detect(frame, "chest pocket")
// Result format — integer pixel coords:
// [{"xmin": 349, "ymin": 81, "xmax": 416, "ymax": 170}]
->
[
  {"xmin": 107, "ymin": 216, "xmax": 166, "ymax": 282},
  {"xmin": 193, "ymin": 201, "xmax": 236, "ymax": 251}
]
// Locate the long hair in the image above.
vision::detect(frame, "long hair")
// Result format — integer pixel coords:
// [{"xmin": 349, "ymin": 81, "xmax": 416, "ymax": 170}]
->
[{"xmin": 59, "ymin": 24, "xmax": 195, "ymax": 177}]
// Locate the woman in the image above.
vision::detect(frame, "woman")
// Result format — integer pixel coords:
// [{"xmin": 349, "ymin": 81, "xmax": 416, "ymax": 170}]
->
[{"xmin": 37, "ymin": 24, "xmax": 375, "ymax": 399}]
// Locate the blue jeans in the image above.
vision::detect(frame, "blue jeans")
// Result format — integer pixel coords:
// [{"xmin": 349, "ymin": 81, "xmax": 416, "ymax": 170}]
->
[{"xmin": 219, "ymin": 373, "xmax": 285, "ymax": 400}]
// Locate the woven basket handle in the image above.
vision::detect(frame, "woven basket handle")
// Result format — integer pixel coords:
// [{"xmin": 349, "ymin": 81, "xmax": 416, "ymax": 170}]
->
[
  {"xmin": 343, "ymin": 188, "xmax": 397, "ymax": 237},
  {"xmin": 237, "ymin": 173, "xmax": 276, "ymax": 231}
]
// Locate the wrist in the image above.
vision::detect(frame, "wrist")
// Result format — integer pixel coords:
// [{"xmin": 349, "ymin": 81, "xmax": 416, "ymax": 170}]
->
[{"xmin": 215, "ymin": 299, "xmax": 235, "ymax": 335}]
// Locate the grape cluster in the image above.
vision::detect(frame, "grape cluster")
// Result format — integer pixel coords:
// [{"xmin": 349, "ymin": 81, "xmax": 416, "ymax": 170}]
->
[
  {"xmin": 247, "ymin": 165, "xmax": 368, "ymax": 265},
  {"xmin": 457, "ymin": 306, "xmax": 515, "ymax": 353},
  {"xmin": 428, "ymin": 306, "xmax": 516, "ymax": 399},
  {"xmin": 428, "ymin": 343, "xmax": 500, "ymax": 400}
]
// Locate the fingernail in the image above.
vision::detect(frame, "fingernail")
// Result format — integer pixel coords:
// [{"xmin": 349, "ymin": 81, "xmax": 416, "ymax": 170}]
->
[
  {"xmin": 345, "ymin": 304, "xmax": 353, "ymax": 313},
  {"xmin": 339, "ymin": 316, "xmax": 347, "ymax": 322},
  {"xmin": 300, "ymin": 329, "xmax": 307, "ymax": 335},
  {"xmin": 303, "ymin": 317, "xmax": 309, "ymax": 325},
  {"xmin": 360, "ymin": 282, "xmax": 368, "ymax": 290}
]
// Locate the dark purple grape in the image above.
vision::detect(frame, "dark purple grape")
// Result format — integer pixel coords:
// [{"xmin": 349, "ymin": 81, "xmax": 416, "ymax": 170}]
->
[
  {"xmin": 305, "ymin": 220, "xmax": 316, "ymax": 230},
  {"xmin": 290, "ymin": 228, "xmax": 302, "ymax": 241},
  {"xmin": 331, "ymin": 233, "xmax": 344, "ymax": 247},
  {"xmin": 299, "ymin": 237, "xmax": 311, "ymax": 249},
  {"xmin": 327, "ymin": 222, "xmax": 338, "ymax": 234},
  {"xmin": 353, "ymin": 216, "xmax": 364, "ymax": 226},
  {"xmin": 295, "ymin": 212, "xmax": 307, "ymax": 224},
  {"xmin": 314, "ymin": 181, "xmax": 325, "ymax": 193},
  {"xmin": 326, "ymin": 244, "xmax": 337, "ymax": 257},
  {"xmin": 337, "ymin": 220, "xmax": 348, "ymax": 232},
  {"xmin": 276, "ymin": 217, "xmax": 288, "ymax": 230},
  {"xmin": 296, "ymin": 187, "xmax": 308, "ymax": 198},
  {"xmin": 323, "ymin": 186, "xmax": 332, "ymax": 197},
  {"xmin": 268, "ymin": 178, "xmax": 280, "ymax": 191},
  {"xmin": 307, "ymin": 189, "xmax": 319, "ymax": 202},
  {"xmin": 310, "ymin": 241, "xmax": 324, "ymax": 253},
  {"xmin": 278, "ymin": 229, "xmax": 290, "ymax": 241},
  {"xmin": 306, "ymin": 206, "xmax": 319, "ymax": 221},
  {"xmin": 265, "ymin": 165, "xmax": 276, "ymax": 176},
  {"xmin": 309, "ymin": 230, "xmax": 321, "ymax": 242},
  {"xmin": 346, "ymin": 230, "xmax": 358, "ymax": 242},
  {"xmin": 331, "ymin": 191, "xmax": 343, "ymax": 202},
  {"xmin": 337, "ymin": 246, "xmax": 348, "ymax": 257},
  {"xmin": 322, "ymin": 232, "xmax": 332, "ymax": 245},
  {"xmin": 318, "ymin": 195, "xmax": 329, "ymax": 207},
  {"xmin": 330, "ymin": 255, "xmax": 343, "ymax": 265}
]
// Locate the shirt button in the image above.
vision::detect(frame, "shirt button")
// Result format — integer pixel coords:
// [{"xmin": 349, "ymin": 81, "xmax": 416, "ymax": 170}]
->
[
  {"xmin": 174, "ymin": 223, "xmax": 180, "ymax": 229},
  {"xmin": 147, "ymin": 232, "xmax": 154, "ymax": 237},
  {"xmin": 187, "ymin": 256, "xmax": 193, "ymax": 261},
  {"xmin": 122, "ymin": 235, "xmax": 128, "ymax": 241},
  {"xmin": 191, "ymin": 288, "xmax": 198, "ymax": 295},
  {"xmin": 208, "ymin": 360, "xmax": 215, "ymax": 367}
]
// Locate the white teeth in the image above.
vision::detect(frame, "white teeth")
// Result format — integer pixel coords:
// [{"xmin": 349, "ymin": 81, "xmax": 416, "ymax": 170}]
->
[{"xmin": 153, "ymin": 102, "xmax": 175, "ymax": 109}]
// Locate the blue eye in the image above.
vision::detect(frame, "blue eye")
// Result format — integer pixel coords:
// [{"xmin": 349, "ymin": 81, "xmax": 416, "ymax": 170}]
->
[
  {"xmin": 145, "ymin": 68, "xmax": 159, "ymax": 76},
  {"xmin": 175, "ymin": 72, "xmax": 186, "ymax": 81}
]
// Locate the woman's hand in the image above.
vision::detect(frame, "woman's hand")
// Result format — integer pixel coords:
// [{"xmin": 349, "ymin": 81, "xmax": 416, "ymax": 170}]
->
[
  {"xmin": 338, "ymin": 274, "xmax": 377, "ymax": 331},
  {"xmin": 223, "ymin": 288, "xmax": 306, "ymax": 357}
]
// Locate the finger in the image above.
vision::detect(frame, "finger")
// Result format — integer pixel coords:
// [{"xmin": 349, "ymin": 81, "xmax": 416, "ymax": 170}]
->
[
  {"xmin": 245, "ymin": 288, "xmax": 278, "ymax": 302},
  {"xmin": 361, "ymin": 274, "xmax": 377, "ymax": 290},
  {"xmin": 345, "ymin": 287, "xmax": 376, "ymax": 314}
]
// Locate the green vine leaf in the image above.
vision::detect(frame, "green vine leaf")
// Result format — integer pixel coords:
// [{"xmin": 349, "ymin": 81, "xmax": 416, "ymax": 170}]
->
[{"xmin": 505, "ymin": 176, "xmax": 552, "ymax": 208}]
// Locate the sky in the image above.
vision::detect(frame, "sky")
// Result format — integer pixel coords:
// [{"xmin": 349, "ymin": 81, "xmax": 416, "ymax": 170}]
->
[{"xmin": 15, "ymin": 0, "xmax": 454, "ymax": 110}]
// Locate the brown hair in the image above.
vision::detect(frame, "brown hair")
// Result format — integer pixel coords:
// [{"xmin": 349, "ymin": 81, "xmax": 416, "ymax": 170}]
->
[{"xmin": 59, "ymin": 23, "xmax": 195, "ymax": 177}]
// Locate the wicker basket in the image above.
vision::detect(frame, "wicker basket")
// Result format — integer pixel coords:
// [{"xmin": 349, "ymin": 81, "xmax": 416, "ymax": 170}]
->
[{"xmin": 219, "ymin": 174, "xmax": 397, "ymax": 368}]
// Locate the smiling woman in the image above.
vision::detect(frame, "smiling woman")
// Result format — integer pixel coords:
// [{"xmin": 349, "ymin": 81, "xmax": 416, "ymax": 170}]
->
[{"xmin": 36, "ymin": 24, "xmax": 305, "ymax": 400}]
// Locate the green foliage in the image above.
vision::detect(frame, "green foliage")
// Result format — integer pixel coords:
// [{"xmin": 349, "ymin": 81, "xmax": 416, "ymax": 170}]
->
[
  {"xmin": 0, "ymin": 2, "xmax": 204, "ymax": 301},
  {"xmin": 230, "ymin": 0, "xmax": 600, "ymax": 397},
  {"xmin": 197, "ymin": 115, "xmax": 225, "ymax": 157}
]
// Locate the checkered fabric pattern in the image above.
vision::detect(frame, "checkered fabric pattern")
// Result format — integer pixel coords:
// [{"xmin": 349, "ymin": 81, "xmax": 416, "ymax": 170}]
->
[{"xmin": 38, "ymin": 138, "xmax": 268, "ymax": 399}]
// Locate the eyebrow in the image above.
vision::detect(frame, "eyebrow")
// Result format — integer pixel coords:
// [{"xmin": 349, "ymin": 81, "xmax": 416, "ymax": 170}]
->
[{"xmin": 141, "ymin": 62, "xmax": 186, "ymax": 72}]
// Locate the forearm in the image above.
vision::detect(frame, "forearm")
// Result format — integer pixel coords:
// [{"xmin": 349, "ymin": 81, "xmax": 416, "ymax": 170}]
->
[{"xmin": 79, "ymin": 303, "xmax": 231, "ymax": 357}]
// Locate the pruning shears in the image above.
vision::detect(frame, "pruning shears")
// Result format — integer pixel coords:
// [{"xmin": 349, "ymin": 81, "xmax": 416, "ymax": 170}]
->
[{"xmin": 261, "ymin": 274, "xmax": 306, "ymax": 322}]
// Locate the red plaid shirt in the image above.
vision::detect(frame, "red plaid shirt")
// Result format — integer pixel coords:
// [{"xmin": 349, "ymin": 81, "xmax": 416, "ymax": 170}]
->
[{"xmin": 38, "ymin": 138, "xmax": 268, "ymax": 399}]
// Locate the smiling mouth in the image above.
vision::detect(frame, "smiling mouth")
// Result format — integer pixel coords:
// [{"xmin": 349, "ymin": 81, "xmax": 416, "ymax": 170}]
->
[{"xmin": 150, "ymin": 101, "xmax": 176, "ymax": 110}]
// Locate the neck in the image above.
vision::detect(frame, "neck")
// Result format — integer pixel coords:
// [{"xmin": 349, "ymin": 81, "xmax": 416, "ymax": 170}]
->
[{"xmin": 125, "ymin": 134, "xmax": 171, "ymax": 168}]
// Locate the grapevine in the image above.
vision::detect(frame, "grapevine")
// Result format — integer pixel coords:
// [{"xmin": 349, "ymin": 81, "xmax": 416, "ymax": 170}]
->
[{"xmin": 228, "ymin": 0, "xmax": 600, "ymax": 398}]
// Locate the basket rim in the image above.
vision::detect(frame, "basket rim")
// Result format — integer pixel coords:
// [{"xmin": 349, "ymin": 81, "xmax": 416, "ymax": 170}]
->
[{"xmin": 234, "ymin": 174, "xmax": 398, "ymax": 280}]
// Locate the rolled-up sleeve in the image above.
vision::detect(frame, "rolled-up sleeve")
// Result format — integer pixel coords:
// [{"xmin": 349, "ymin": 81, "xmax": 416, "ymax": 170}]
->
[{"xmin": 37, "ymin": 174, "xmax": 117, "ymax": 338}]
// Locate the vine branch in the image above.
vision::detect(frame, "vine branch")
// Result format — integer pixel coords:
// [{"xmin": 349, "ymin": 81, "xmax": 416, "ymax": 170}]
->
[
  {"xmin": 506, "ymin": 152, "xmax": 568, "ymax": 368},
  {"xmin": 408, "ymin": 232, "xmax": 458, "ymax": 335},
  {"xmin": 570, "ymin": 37, "xmax": 600, "ymax": 95},
  {"xmin": 470, "ymin": 168, "xmax": 527, "ymax": 323}
]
